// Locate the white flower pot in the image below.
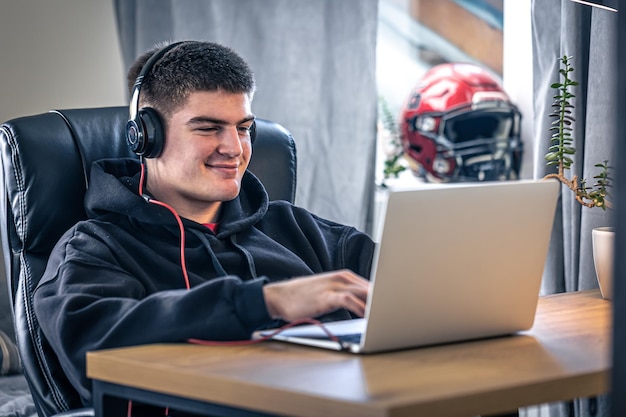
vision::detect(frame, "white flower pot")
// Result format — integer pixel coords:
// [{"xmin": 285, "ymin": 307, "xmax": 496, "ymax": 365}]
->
[{"xmin": 592, "ymin": 226, "xmax": 614, "ymax": 300}]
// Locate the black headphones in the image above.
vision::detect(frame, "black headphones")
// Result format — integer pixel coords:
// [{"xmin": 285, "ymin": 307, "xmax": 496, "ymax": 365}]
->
[
  {"xmin": 126, "ymin": 41, "xmax": 257, "ymax": 158},
  {"xmin": 126, "ymin": 41, "xmax": 187, "ymax": 158}
]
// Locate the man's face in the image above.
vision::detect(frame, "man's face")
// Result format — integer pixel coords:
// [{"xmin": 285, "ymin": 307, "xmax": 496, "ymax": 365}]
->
[{"xmin": 145, "ymin": 90, "xmax": 255, "ymax": 222}]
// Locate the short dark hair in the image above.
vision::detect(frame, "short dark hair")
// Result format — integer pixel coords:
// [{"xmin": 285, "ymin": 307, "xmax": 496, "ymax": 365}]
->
[{"xmin": 127, "ymin": 41, "xmax": 256, "ymax": 118}]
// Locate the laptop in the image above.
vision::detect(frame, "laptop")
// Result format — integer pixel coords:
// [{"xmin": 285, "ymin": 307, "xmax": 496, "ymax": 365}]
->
[{"xmin": 253, "ymin": 179, "xmax": 560, "ymax": 353}]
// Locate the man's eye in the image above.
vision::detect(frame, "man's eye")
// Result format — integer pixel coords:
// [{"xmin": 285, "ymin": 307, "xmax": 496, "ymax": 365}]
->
[
  {"xmin": 198, "ymin": 127, "xmax": 219, "ymax": 132},
  {"xmin": 238, "ymin": 126, "xmax": 252, "ymax": 134}
]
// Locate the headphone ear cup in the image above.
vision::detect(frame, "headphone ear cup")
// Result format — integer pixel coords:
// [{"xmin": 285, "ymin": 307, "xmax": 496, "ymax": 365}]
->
[
  {"xmin": 250, "ymin": 120, "xmax": 257, "ymax": 145},
  {"xmin": 130, "ymin": 107, "xmax": 165, "ymax": 158},
  {"xmin": 125, "ymin": 117, "xmax": 145, "ymax": 155}
]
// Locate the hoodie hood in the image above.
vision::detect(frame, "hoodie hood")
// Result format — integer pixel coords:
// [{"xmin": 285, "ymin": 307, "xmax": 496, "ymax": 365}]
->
[{"xmin": 85, "ymin": 158, "xmax": 270, "ymax": 237}]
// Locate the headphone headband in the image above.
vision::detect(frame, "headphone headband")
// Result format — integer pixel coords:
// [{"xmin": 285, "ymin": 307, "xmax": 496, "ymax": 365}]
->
[{"xmin": 128, "ymin": 41, "xmax": 188, "ymax": 122}]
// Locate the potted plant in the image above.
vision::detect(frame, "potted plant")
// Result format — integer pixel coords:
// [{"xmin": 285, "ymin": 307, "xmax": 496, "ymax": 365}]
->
[{"xmin": 543, "ymin": 55, "xmax": 613, "ymax": 298}]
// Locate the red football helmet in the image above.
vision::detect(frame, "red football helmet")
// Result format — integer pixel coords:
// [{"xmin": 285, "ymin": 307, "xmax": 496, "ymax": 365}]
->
[{"xmin": 399, "ymin": 63, "xmax": 523, "ymax": 182}]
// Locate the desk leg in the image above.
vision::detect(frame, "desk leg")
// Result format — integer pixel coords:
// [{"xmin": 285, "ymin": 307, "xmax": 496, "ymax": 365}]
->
[
  {"xmin": 93, "ymin": 380, "xmax": 132, "ymax": 417},
  {"xmin": 92, "ymin": 380, "xmax": 277, "ymax": 417},
  {"xmin": 92, "ymin": 380, "xmax": 128, "ymax": 417}
]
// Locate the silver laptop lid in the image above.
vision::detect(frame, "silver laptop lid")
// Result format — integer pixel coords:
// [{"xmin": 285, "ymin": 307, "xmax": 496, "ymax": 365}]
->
[{"xmin": 360, "ymin": 179, "xmax": 559, "ymax": 352}]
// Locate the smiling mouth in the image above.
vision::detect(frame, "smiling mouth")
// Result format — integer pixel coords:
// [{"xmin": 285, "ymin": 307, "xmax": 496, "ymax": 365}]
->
[{"xmin": 206, "ymin": 162, "xmax": 240, "ymax": 175}]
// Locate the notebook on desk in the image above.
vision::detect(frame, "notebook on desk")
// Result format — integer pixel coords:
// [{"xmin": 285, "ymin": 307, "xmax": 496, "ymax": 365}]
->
[{"xmin": 253, "ymin": 179, "xmax": 560, "ymax": 354}]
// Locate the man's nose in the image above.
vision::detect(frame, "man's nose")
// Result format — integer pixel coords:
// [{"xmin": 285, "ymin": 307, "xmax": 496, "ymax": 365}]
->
[{"xmin": 219, "ymin": 126, "xmax": 243, "ymax": 156}]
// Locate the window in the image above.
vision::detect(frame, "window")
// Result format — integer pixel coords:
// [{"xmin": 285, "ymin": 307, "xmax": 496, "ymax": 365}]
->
[{"xmin": 376, "ymin": 0, "xmax": 506, "ymax": 186}]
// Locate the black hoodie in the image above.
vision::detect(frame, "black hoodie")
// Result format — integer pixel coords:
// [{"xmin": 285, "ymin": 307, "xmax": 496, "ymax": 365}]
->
[{"xmin": 34, "ymin": 158, "xmax": 375, "ymax": 406}]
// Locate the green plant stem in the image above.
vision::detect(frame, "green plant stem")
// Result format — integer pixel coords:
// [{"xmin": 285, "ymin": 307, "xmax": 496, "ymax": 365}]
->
[{"xmin": 543, "ymin": 56, "xmax": 610, "ymax": 210}]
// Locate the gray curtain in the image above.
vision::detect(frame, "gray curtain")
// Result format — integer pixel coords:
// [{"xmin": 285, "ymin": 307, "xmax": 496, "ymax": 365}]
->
[
  {"xmin": 114, "ymin": 0, "xmax": 379, "ymax": 233},
  {"xmin": 531, "ymin": 1, "xmax": 615, "ymax": 416}
]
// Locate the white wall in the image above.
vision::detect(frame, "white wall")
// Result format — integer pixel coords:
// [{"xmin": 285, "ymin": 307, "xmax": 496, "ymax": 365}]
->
[
  {"xmin": 0, "ymin": 0, "xmax": 126, "ymax": 122},
  {"xmin": 503, "ymin": 0, "xmax": 534, "ymax": 179}
]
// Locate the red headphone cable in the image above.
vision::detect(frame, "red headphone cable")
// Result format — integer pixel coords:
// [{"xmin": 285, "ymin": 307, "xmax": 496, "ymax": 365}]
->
[{"xmin": 139, "ymin": 163, "xmax": 191, "ymax": 290}]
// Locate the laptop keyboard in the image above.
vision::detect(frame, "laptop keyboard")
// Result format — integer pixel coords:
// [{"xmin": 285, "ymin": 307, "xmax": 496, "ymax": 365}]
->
[{"xmin": 336, "ymin": 333, "xmax": 362, "ymax": 344}]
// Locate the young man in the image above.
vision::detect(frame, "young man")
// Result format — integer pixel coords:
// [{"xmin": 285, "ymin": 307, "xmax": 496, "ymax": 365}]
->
[{"xmin": 34, "ymin": 40, "xmax": 375, "ymax": 411}]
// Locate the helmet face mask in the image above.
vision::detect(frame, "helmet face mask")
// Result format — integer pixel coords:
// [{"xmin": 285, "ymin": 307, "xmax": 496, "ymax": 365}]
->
[{"xmin": 400, "ymin": 63, "xmax": 523, "ymax": 182}]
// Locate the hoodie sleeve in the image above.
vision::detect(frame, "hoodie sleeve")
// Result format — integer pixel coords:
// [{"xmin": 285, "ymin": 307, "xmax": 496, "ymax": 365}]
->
[
  {"xmin": 34, "ymin": 225, "xmax": 273, "ymax": 404},
  {"xmin": 274, "ymin": 204, "xmax": 376, "ymax": 278},
  {"xmin": 336, "ymin": 226, "xmax": 376, "ymax": 279}
]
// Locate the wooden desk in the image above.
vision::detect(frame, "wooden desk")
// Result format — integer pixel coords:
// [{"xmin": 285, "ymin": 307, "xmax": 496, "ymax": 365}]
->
[{"xmin": 87, "ymin": 290, "xmax": 611, "ymax": 417}]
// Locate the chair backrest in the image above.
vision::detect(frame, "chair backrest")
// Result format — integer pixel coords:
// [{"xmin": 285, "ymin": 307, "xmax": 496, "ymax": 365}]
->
[{"xmin": 0, "ymin": 106, "xmax": 297, "ymax": 416}]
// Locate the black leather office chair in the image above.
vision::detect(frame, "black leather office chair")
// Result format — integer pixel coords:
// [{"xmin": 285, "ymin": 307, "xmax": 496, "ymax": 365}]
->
[{"xmin": 0, "ymin": 106, "xmax": 297, "ymax": 417}]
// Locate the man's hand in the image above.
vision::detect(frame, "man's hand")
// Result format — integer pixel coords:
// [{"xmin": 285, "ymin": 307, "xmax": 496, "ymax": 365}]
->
[{"xmin": 262, "ymin": 270, "xmax": 370, "ymax": 322}]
